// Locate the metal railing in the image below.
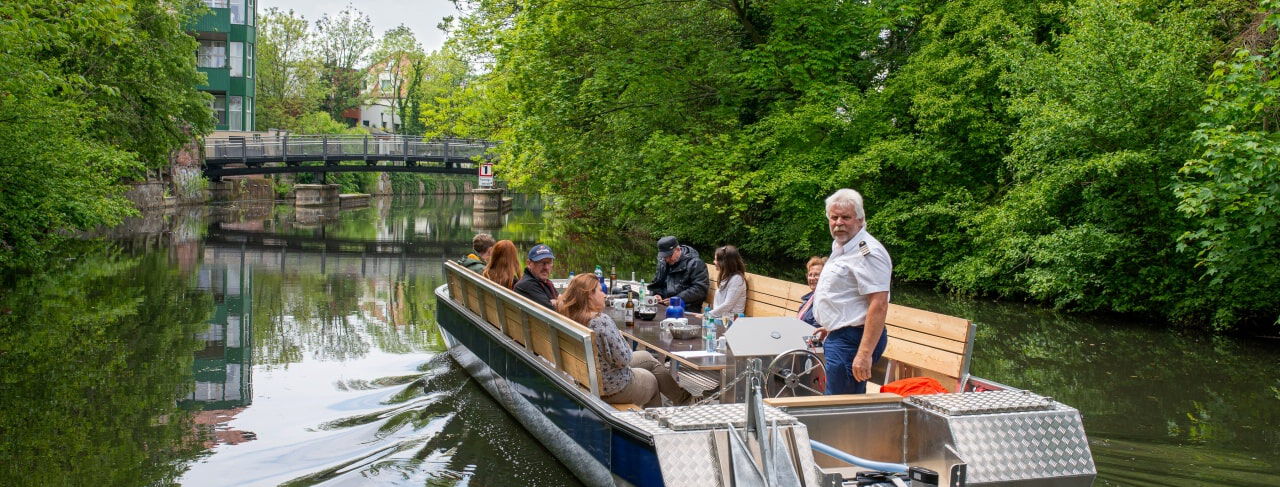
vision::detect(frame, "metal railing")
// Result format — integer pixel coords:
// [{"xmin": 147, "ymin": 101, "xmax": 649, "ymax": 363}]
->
[{"xmin": 204, "ymin": 135, "xmax": 498, "ymax": 163}]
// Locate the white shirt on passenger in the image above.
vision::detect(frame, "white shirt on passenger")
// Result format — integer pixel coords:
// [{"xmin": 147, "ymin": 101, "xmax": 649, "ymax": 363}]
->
[
  {"xmin": 813, "ymin": 228, "xmax": 892, "ymax": 332},
  {"xmin": 709, "ymin": 273, "xmax": 746, "ymax": 318}
]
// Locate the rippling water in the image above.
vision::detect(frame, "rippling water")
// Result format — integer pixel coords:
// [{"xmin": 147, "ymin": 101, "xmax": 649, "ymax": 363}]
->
[{"xmin": 0, "ymin": 194, "xmax": 1276, "ymax": 486}]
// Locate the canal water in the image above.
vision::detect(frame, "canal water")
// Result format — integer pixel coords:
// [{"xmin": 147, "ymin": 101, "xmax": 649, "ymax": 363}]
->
[{"xmin": 0, "ymin": 195, "xmax": 1276, "ymax": 486}]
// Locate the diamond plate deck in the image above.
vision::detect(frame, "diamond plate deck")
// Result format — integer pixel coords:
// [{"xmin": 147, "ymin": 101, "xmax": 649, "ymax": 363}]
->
[
  {"xmin": 908, "ymin": 395, "xmax": 1096, "ymax": 484},
  {"xmin": 645, "ymin": 403, "xmax": 797, "ymax": 431},
  {"xmin": 908, "ymin": 390, "xmax": 1055, "ymax": 415},
  {"xmin": 653, "ymin": 431, "xmax": 724, "ymax": 487}
]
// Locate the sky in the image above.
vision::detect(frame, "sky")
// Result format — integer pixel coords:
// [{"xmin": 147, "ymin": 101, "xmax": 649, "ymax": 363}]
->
[{"xmin": 259, "ymin": 0, "xmax": 461, "ymax": 52}]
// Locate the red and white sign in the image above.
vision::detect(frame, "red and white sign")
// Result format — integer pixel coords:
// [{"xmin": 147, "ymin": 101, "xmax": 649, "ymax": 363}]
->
[{"xmin": 478, "ymin": 163, "xmax": 495, "ymax": 188}]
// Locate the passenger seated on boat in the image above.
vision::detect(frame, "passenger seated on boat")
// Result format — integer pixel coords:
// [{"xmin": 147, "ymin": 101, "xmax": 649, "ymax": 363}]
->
[
  {"xmin": 706, "ymin": 245, "xmax": 747, "ymax": 319},
  {"xmin": 558, "ymin": 274, "xmax": 690, "ymax": 407},
  {"xmin": 514, "ymin": 243, "xmax": 558, "ymax": 310},
  {"xmin": 456, "ymin": 233, "xmax": 495, "ymax": 273},
  {"xmin": 796, "ymin": 256, "xmax": 826, "ymax": 327},
  {"xmin": 648, "ymin": 236, "xmax": 710, "ymax": 311},
  {"xmin": 482, "ymin": 240, "xmax": 521, "ymax": 290}
]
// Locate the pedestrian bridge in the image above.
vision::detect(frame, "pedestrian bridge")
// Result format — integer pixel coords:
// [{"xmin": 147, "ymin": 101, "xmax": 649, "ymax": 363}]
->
[{"xmin": 203, "ymin": 135, "xmax": 497, "ymax": 181}]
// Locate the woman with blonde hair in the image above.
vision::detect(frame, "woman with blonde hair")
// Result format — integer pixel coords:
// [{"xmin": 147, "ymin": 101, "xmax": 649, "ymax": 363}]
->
[
  {"xmin": 558, "ymin": 274, "xmax": 690, "ymax": 407},
  {"xmin": 482, "ymin": 240, "xmax": 521, "ymax": 289}
]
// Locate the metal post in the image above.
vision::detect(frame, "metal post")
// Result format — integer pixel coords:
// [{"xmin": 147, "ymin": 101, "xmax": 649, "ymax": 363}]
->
[
  {"xmin": 443, "ymin": 139, "xmax": 451, "ymax": 169},
  {"xmin": 403, "ymin": 136, "xmax": 409, "ymax": 164},
  {"xmin": 282, "ymin": 134, "xmax": 289, "ymax": 163},
  {"xmin": 322, "ymin": 136, "xmax": 328, "ymax": 165},
  {"xmin": 363, "ymin": 136, "xmax": 369, "ymax": 164},
  {"xmin": 241, "ymin": 137, "xmax": 247, "ymax": 164}
]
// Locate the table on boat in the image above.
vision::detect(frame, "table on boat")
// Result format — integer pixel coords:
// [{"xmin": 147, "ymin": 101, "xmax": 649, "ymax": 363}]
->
[
  {"xmin": 620, "ymin": 314, "xmax": 727, "ymax": 371},
  {"xmin": 618, "ymin": 314, "xmax": 729, "ymax": 399}
]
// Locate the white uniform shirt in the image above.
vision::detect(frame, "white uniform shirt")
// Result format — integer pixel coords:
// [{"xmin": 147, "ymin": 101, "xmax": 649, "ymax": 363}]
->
[{"xmin": 813, "ymin": 228, "xmax": 892, "ymax": 332}]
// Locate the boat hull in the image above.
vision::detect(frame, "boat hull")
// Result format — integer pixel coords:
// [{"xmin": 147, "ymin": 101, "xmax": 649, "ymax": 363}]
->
[{"xmin": 436, "ymin": 285, "xmax": 664, "ymax": 487}]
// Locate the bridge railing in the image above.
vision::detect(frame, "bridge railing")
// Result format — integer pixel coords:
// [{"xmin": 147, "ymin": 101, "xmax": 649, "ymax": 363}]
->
[{"xmin": 204, "ymin": 135, "xmax": 498, "ymax": 162}]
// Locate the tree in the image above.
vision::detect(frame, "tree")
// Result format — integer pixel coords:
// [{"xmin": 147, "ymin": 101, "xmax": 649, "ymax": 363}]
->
[
  {"xmin": 0, "ymin": 0, "xmax": 212, "ymax": 271},
  {"xmin": 314, "ymin": 6, "xmax": 375, "ymax": 123},
  {"xmin": 370, "ymin": 25, "xmax": 426, "ymax": 133},
  {"xmin": 256, "ymin": 8, "xmax": 325, "ymax": 130},
  {"xmin": 1175, "ymin": 1, "xmax": 1280, "ymax": 326},
  {"xmin": 415, "ymin": 48, "xmax": 476, "ymax": 137}
]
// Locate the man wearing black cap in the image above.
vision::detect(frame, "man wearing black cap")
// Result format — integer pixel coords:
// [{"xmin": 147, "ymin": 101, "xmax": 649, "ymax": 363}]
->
[
  {"xmin": 515, "ymin": 243, "xmax": 559, "ymax": 310},
  {"xmin": 647, "ymin": 236, "xmax": 710, "ymax": 312}
]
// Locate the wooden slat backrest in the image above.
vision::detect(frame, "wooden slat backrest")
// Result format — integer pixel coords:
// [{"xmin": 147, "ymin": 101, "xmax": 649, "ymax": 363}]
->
[
  {"xmin": 444, "ymin": 262, "xmax": 600, "ymax": 394},
  {"xmin": 708, "ymin": 264, "xmax": 976, "ymax": 391},
  {"xmin": 708, "ymin": 265, "xmax": 808, "ymax": 317}
]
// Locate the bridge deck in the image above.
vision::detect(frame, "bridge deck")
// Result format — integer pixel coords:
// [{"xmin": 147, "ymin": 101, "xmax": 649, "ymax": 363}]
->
[{"xmin": 204, "ymin": 135, "xmax": 497, "ymax": 180}]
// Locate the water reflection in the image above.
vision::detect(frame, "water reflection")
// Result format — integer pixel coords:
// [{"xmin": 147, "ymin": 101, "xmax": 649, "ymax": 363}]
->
[
  {"xmin": 0, "ymin": 246, "xmax": 210, "ymax": 486},
  {"xmin": 176, "ymin": 195, "xmax": 578, "ymax": 486}
]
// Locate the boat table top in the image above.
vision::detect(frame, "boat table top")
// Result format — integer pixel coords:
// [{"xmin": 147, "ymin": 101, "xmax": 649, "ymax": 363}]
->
[{"xmin": 621, "ymin": 315, "xmax": 728, "ymax": 371}]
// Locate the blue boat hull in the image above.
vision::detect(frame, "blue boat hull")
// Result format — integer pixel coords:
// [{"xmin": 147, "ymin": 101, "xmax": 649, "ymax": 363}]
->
[{"xmin": 435, "ymin": 286, "xmax": 664, "ymax": 487}]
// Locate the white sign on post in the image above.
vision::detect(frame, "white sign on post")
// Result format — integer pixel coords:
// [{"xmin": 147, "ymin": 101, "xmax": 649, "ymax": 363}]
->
[{"xmin": 478, "ymin": 163, "xmax": 495, "ymax": 188}]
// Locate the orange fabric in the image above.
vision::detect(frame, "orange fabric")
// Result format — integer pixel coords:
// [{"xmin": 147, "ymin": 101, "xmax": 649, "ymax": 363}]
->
[{"xmin": 881, "ymin": 377, "xmax": 948, "ymax": 397}]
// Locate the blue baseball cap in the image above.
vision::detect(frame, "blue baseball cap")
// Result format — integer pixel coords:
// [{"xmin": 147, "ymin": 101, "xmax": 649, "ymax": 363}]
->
[{"xmin": 527, "ymin": 244, "xmax": 555, "ymax": 262}]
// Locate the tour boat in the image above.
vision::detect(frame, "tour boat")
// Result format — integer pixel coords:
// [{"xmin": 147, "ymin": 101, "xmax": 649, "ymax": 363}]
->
[{"xmin": 434, "ymin": 260, "xmax": 1096, "ymax": 486}]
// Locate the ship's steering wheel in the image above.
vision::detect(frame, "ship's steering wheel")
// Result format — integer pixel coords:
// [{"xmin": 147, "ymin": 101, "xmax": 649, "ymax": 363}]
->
[{"xmin": 765, "ymin": 348, "xmax": 827, "ymax": 398}]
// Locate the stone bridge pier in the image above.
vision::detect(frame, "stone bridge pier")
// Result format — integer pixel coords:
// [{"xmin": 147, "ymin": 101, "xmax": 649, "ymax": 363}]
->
[
  {"xmin": 294, "ymin": 184, "xmax": 340, "ymax": 207},
  {"xmin": 471, "ymin": 188, "xmax": 512, "ymax": 212}
]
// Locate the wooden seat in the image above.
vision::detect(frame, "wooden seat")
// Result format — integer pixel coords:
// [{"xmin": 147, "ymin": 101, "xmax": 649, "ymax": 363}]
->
[
  {"xmin": 446, "ymin": 261, "xmax": 603, "ymax": 395},
  {"xmin": 709, "ymin": 265, "xmax": 976, "ymax": 392},
  {"xmin": 611, "ymin": 403, "xmax": 643, "ymax": 412}
]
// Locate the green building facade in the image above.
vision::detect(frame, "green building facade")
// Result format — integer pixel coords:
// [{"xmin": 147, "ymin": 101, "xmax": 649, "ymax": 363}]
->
[{"xmin": 190, "ymin": 0, "xmax": 256, "ymax": 131}]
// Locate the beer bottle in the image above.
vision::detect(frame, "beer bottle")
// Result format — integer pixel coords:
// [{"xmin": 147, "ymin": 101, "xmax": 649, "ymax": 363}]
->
[{"xmin": 624, "ymin": 293, "xmax": 636, "ymax": 326}]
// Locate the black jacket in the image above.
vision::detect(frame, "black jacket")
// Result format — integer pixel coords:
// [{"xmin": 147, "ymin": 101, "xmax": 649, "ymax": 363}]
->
[
  {"xmin": 514, "ymin": 267, "xmax": 559, "ymax": 310},
  {"xmin": 647, "ymin": 245, "xmax": 709, "ymax": 311}
]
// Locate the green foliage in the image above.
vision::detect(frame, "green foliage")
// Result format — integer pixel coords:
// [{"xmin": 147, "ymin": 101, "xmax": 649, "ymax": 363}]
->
[
  {"xmin": 950, "ymin": 0, "xmax": 1219, "ymax": 316},
  {"xmin": 256, "ymin": 8, "xmax": 326, "ymax": 131},
  {"xmin": 314, "ymin": 6, "xmax": 375, "ymax": 122},
  {"xmin": 293, "ymin": 111, "xmax": 369, "ymax": 135},
  {"xmin": 447, "ymin": 0, "xmax": 1275, "ymax": 330},
  {"xmin": 0, "ymin": 0, "xmax": 213, "ymax": 271},
  {"xmin": 1174, "ymin": 0, "xmax": 1280, "ymax": 326},
  {"xmin": 0, "ymin": 247, "xmax": 210, "ymax": 486}
]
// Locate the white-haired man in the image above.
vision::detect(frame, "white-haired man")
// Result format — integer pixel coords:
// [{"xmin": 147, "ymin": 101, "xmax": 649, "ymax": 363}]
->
[{"xmin": 812, "ymin": 189, "xmax": 891, "ymax": 395}]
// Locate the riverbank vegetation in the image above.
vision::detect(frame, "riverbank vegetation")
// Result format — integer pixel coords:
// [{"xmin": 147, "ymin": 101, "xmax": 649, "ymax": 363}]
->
[
  {"xmin": 0, "ymin": 1, "xmax": 213, "ymax": 272},
  {"xmin": 441, "ymin": 0, "xmax": 1280, "ymax": 331}
]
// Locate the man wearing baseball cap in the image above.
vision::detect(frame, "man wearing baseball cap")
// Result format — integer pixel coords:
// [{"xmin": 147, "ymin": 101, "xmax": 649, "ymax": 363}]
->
[
  {"xmin": 515, "ymin": 243, "xmax": 559, "ymax": 310},
  {"xmin": 646, "ymin": 236, "xmax": 709, "ymax": 312}
]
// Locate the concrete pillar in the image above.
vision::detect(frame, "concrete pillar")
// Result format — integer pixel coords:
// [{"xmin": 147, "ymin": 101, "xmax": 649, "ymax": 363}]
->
[
  {"xmin": 471, "ymin": 188, "xmax": 506, "ymax": 211},
  {"xmin": 294, "ymin": 184, "xmax": 340, "ymax": 207}
]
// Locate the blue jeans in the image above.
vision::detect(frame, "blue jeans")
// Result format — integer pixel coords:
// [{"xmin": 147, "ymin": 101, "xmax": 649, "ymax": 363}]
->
[{"xmin": 824, "ymin": 326, "xmax": 888, "ymax": 395}]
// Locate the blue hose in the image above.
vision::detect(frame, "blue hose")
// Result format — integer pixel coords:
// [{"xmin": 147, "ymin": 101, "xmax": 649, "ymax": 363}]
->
[{"xmin": 809, "ymin": 439, "xmax": 909, "ymax": 474}]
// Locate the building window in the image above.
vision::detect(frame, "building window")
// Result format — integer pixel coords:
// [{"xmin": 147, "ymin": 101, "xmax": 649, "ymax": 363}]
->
[
  {"xmin": 245, "ymin": 98, "xmax": 254, "ymax": 131},
  {"xmin": 211, "ymin": 95, "xmax": 226, "ymax": 126},
  {"xmin": 380, "ymin": 79, "xmax": 392, "ymax": 92},
  {"xmin": 198, "ymin": 40, "xmax": 226, "ymax": 68},
  {"xmin": 229, "ymin": 42, "xmax": 243, "ymax": 77},
  {"xmin": 247, "ymin": 0, "xmax": 255, "ymax": 26},
  {"xmin": 246, "ymin": 43, "xmax": 254, "ymax": 79},
  {"xmin": 204, "ymin": 0, "xmax": 228, "ymax": 7},
  {"xmin": 229, "ymin": 0, "xmax": 245, "ymax": 24},
  {"xmin": 229, "ymin": 96, "xmax": 243, "ymax": 131}
]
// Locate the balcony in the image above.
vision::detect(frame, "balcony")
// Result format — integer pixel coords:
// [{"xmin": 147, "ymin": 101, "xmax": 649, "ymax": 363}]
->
[
  {"xmin": 190, "ymin": 7, "xmax": 230, "ymax": 33},
  {"xmin": 198, "ymin": 67, "xmax": 230, "ymax": 91}
]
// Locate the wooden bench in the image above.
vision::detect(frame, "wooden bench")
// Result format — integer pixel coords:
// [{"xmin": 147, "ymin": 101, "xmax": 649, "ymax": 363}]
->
[
  {"xmin": 445, "ymin": 261, "xmax": 603, "ymax": 396},
  {"xmin": 709, "ymin": 266, "xmax": 976, "ymax": 392}
]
